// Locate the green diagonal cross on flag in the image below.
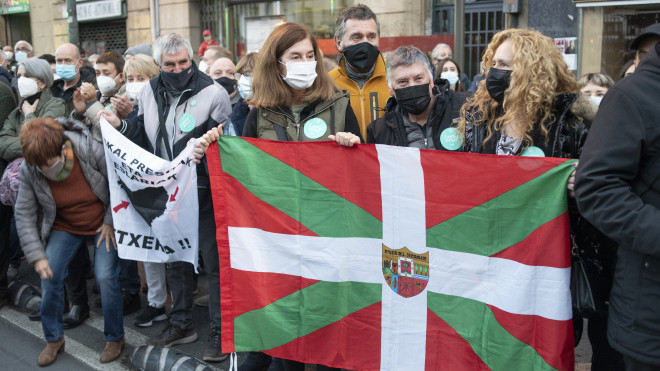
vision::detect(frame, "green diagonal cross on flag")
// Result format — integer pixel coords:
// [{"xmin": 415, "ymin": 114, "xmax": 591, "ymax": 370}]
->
[{"xmin": 207, "ymin": 136, "xmax": 575, "ymax": 371}]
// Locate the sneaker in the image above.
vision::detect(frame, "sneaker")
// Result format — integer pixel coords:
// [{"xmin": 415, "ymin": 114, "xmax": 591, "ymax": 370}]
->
[
  {"xmin": 122, "ymin": 292, "xmax": 141, "ymax": 316},
  {"xmin": 147, "ymin": 324, "xmax": 198, "ymax": 347},
  {"xmin": 133, "ymin": 305, "xmax": 167, "ymax": 327},
  {"xmin": 194, "ymin": 294, "xmax": 209, "ymax": 307},
  {"xmin": 203, "ymin": 329, "xmax": 229, "ymax": 362},
  {"xmin": 7, "ymin": 265, "xmax": 19, "ymax": 281}
]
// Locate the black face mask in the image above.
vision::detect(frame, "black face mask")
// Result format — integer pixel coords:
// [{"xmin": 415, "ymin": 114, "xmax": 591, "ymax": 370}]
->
[
  {"xmin": 394, "ymin": 83, "xmax": 431, "ymax": 115},
  {"xmin": 161, "ymin": 63, "xmax": 196, "ymax": 92},
  {"xmin": 25, "ymin": 91, "xmax": 42, "ymax": 105},
  {"xmin": 216, "ymin": 76, "xmax": 236, "ymax": 95},
  {"xmin": 486, "ymin": 67, "xmax": 512, "ymax": 105},
  {"xmin": 342, "ymin": 42, "xmax": 380, "ymax": 71}
]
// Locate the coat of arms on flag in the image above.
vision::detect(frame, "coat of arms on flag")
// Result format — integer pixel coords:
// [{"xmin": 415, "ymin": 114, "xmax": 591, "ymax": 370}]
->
[
  {"xmin": 207, "ymin": 136, "xmax": 576, "ymax": 371},
  {"xmin": 382, "ymin": 244, "xmax": 429, "ymax": 298}
]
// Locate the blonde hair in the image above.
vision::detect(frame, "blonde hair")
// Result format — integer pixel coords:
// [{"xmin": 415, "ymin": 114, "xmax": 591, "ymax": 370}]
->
[
  {"xmin": 124, "ymin": 54, "xmax": 160, "ymax": 79},
  {"xmin": 249, "ymin": 23, "xmax": 336, "ymax": 108},
  {"xmin": 456, "ymin": 29, "xmax": 579, "ymax": 148}
]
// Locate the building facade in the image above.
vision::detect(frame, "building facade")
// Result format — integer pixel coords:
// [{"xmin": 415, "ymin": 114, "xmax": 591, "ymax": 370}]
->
[{"xmin": 1, "ymin": 0, "xmax": 659, "ymax": 83}]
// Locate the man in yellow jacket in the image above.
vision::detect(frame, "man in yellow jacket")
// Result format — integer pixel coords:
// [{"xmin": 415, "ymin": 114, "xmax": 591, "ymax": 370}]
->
[{"xmin": 329, "ymin": 4, "xmax": 390, "ymax": 142}]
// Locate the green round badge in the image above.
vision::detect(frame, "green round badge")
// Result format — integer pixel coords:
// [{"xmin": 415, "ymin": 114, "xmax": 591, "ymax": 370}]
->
[
  {"xmin": 179, "ymin": 113, "xmax": 196, "ymax": 133},
  {"xmin": 520, "ymin": 146, "xmax": 545, "ymax": 157},
  {"xmin": 440, "ymin": 127, "xmax": 463, "ymax": 151},
  {"xmin": 304, "ymin": 118, "xmax": 327, "ymax": 139},
  {"xmin": 190, "ymin": 98, "xmax": 197, "ymax": 107}
]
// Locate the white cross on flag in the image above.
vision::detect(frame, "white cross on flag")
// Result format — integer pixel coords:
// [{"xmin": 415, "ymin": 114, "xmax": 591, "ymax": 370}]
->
[{"xmin": 208, "ymin": 136, "xmax": 575, "ymax": 371}]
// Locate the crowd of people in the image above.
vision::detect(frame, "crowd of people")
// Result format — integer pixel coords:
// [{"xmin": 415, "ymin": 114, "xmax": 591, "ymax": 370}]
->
[{"xmin": 0, "ymin": 3, "xmax": 658, "ymax": 370}]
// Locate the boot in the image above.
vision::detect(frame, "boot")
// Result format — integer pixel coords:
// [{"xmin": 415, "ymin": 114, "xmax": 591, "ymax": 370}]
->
[
  {"xmin": 100, "ymin": 337, "xmax": 124, "ymax": 363},
  {"xmin": 37, "ymin": 337, "xmax": 65, "ymax": 366}
]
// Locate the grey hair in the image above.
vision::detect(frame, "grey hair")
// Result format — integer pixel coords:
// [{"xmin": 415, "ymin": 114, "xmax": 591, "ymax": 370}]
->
[
  {"xmin": 14, "ymin": 40, "xmax": 33, "ymax": 52},
  {"xmin": 335, "ymin": 4, "xmax": 380, "ymax": 43},
  {"xmin": 386, "ymin": 46, "xmax": 434, "ymax": 89},
  {"xmin": 20, "ymin": 59, "xmax": 54, "ymax": 87},
  {"xmin": 431, "ymin": 43, "xmax": 452, "ymax": 59},
  {"xmin": 152, "ymin": 33, "xmax": 193, "ymax": 66},
  {"xmin": 0, "ymin": 51, "xmax": 6, "ymax": 64}
]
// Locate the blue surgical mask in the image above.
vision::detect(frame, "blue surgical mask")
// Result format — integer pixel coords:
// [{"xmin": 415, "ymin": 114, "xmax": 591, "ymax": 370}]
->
[
  {"xmin": 15, "ymin": 51, "xmax": 27, "ymax": 63},
  {"xmin": 56, "ymin": 62, "xmax": 79, "ymax": 81},
  {"xmin": 590, "ymin": 96, "xmax": 603, "ymax": 106}
]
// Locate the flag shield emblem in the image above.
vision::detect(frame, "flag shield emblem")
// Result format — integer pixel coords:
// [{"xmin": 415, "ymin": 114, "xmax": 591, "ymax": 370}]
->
[{"xmin": 382, "ymin": 244, "xmax": 429, "ymax": 298}]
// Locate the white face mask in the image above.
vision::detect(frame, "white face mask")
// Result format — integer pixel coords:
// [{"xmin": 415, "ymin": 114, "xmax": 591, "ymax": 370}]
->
[
  {"xmin": 126, "ymin": 81, "xmax": 148, "ymax": 102},
  {"xmin": 97, "ymin": 74, "xmax": 120, "ymax": 96},
  {"xmin": 5, "ymin": 51, "xmax": 13, "ymax": 60},
  {"xmin": 279, "ymin": 61, "xmax": 317, "ymax": 90},
  {"xmin": 238, "ymin": 75, "xmax": 252, "ymax": 99},
  {"xmin": 18, "ymin": 76, "xmax": 39, "ymax": 98},
  {"xmin": 15, "ymin": 51, "xmax": 27, "ymax": 63},
  {"xmin": 590, "ymin": 96, "xmax": 603, "ymax": 106},
  {"xmin": 198, "ymin": 60, "xmax": 209, "ymax": 75},
  {"xmin": 441, "ymin": 71, "xmax": 459, "ymax": 86}
]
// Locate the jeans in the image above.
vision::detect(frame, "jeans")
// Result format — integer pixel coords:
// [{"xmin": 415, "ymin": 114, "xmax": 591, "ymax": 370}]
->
[
  {"xmin": 41, "ymin": 230, "xmax": 123, "ymax": 342},
  {"xmin": 0, "ymin": 204, "xmax": 12, "ymax": 300}
]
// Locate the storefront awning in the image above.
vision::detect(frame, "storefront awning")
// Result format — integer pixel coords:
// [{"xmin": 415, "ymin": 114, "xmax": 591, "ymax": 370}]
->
[{"xmin": 0, "ymin": 0, "xmax": 29, "ymax": 15}]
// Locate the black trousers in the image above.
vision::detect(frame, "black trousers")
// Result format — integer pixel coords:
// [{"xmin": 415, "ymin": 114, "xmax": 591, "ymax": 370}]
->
[{"xmin": 625, "ymin": 356, "xmax": 660, "ymax": 371}]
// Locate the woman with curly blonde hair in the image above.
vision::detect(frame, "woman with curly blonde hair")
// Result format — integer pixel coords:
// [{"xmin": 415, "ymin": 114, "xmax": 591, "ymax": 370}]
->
[
  {"xmin": 455, "ymin": 28, "xmax": 594, "ymax": 157},
  {"xmin": 455, "ymin": 28, "xmax": 624, "ymax": 371}
]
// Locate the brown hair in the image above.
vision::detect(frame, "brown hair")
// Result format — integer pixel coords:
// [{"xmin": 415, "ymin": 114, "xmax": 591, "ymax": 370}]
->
[
  {"xmin": 235, "ymin": 52, "xmax": 258, "ymax": 74},
  {"xmin": 20, "ymin": 118, "xmax": 65, "ymax": 167},
  {"xmin": 436, "ymin": 59, "xmax": 466, "ymax": 92},
  {"xmin": 97, "ymin": 51, "xmax": 125, "ymax": 75},
  {"xmin": 249, "ymin": 23, "xmax": 336, "ymax": 108}
]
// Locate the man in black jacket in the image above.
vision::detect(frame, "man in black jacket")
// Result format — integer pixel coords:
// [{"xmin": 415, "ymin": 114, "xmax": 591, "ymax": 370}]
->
[
  {"xmin": 367, "ymin": 45, "xmax": 468, "ymax": 150},
  {"xmin": 575, "ymin": 23, "xmax": 660, "ymax": 371}
]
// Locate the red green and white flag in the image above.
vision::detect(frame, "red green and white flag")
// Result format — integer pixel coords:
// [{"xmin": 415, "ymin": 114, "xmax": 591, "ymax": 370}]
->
[{"xmin": 207, "ymin": 137, "xmax": 575, "ymax": 371}]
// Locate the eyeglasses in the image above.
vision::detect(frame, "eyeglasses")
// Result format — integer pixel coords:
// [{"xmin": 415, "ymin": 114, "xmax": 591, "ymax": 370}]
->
[
  {"xmin": 234, "ymin": 70, "xmax": 252, "ymax": 80},
  {"xmin": 16, "ymin": 46, "xmax": 30, "ymax": 52}
]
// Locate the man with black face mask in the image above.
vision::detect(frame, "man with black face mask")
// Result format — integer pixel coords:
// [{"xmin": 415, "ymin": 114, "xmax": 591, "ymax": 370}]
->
[
  {"xmin": 367, "ymin": 46, "xmax": 468, "ymax": 150},
  {"xmin": 329, "ymin": 4, "xmax": 390, "ymax": 142},
  {"xmin": 101, "ymin": 33, "xmax": 231, "ymax": 363},
  {"xmin": 209, "ymin": 57, "xmax": 239, "ymax": 107}
]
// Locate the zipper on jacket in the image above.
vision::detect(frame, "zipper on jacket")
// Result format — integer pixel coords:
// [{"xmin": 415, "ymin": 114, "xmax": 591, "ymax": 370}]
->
[{"xmin": 266, "ymin": 100, "xmax": 337, "ymax": 141}]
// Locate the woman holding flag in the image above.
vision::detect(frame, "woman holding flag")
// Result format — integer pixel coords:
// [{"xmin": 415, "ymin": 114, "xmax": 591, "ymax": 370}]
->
[{"xmin": 454, "ymin": 28, "xmax": 623, "ymax": 371}]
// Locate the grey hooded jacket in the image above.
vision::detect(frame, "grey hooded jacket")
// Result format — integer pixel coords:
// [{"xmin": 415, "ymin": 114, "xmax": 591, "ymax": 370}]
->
[{"xmin": 15, "ymin": 118, "xmax": 111, "ymax": 264}]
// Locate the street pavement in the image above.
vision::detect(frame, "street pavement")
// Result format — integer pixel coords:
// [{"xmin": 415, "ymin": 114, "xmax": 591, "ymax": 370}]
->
[{"xmin": 1, "ymin": 245, "xmax": 594, "ymax": 370}]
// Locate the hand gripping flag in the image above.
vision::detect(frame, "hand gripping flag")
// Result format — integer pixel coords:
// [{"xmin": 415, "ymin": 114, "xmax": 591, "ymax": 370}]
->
[
  {"xmin": 207, "ymin": 137, "xmax": 575, "ymax": 371},
  {"xmin": 101, "ymin": 119, "xmax": 199, "ymax": 268}
]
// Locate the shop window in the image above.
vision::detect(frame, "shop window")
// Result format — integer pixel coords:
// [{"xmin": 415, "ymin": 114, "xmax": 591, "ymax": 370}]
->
[{"xmin": 79, "ymin": 19, "xmax": 127, "ymax": 56}]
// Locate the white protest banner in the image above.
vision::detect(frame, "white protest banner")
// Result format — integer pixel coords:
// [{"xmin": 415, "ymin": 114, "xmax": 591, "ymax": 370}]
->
[{"xmin": 100, "ymin": 118, "xmax": 199, "ymax": 268}]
